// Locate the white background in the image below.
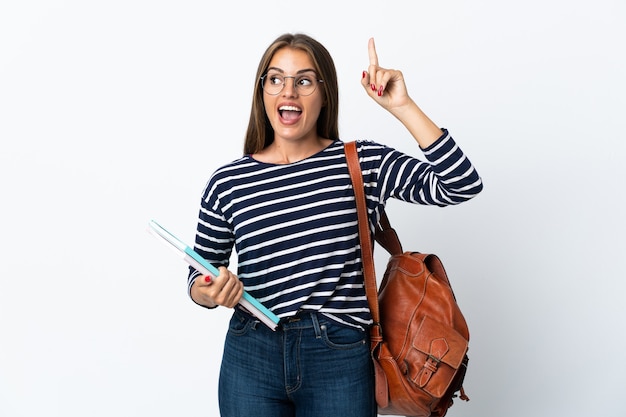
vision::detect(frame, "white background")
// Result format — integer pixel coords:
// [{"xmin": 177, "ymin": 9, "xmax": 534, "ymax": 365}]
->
[{"xmin": 1, "ymin": 1, "xmax": 625, "ymax": 416}]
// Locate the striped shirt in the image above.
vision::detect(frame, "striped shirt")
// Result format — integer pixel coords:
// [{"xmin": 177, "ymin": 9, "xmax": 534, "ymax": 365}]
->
[{"xmin": 188, "ymin": 129, "xmax": 483, "ymax": 329}]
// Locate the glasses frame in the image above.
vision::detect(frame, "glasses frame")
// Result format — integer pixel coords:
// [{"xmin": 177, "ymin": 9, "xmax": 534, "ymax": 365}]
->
[{"xmin": 260, "ymin": 72, "xmax": 324, "ymax": 96}]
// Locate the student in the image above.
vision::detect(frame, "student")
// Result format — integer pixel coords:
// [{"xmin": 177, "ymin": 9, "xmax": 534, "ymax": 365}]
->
[{"xmin": 188, "ymin": 33, "xmax": 482, "ymax": 417}]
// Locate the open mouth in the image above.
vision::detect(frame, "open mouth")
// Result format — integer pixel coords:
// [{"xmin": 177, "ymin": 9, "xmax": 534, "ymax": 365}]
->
[{"xmin": 278, "ymin": 105, "xmax": 302, "ymax": 122}]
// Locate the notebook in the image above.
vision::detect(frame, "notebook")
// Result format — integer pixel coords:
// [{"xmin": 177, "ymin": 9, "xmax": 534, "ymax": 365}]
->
[{"xmin": 147, "ymin": 220, "xmax": 280, "ymax": 330}]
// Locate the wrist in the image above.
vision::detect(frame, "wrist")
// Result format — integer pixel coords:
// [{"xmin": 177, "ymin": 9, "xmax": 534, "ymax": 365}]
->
[{"xmin": 392, "ymin": 100, "xmax": 441, "ymax": 148}]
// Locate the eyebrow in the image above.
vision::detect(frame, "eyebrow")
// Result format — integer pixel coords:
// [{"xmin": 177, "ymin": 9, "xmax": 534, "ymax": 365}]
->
[{"xmin": 266, "ymin": 67, "xmax": 318, "ymax": 74}]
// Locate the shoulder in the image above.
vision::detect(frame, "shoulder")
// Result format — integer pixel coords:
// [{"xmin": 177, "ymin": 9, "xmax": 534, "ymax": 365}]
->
[
  {"xmin": 200, "ymin": 156, "xmax": 256, "ymax": 199},
  {"xmin": 343, "ymin": 140, "xmax": 396, "ymax": 167},
  {"xmin": 211, "ymin": 155, "xmax": 255, "ymax": 176}
]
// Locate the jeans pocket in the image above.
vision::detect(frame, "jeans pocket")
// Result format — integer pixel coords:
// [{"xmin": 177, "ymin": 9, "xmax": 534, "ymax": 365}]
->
[
  {"xmin": 228, "ymin": 310, "xmax": 256, "ymax": 336},
  {"xmin": 319, "ymin": 321, "xmax": 367, "ymax": 350}
]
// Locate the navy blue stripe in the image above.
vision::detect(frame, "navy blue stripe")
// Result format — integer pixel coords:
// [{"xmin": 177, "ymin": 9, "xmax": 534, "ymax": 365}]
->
[{"xmin": 188, "ymin": 131, "xmax": 482, "ymax": 329}]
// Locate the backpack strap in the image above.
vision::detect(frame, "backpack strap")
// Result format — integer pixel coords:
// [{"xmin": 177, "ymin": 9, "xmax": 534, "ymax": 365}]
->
[
  {"xmin": 345, "ymin": 141, "xmax": 391, "ymax": 402},
  {"xmin": 344, "ymin": 141, "xmax": 381, "ymax": 330},
  {"xmin": 375, "ymin": 210, "xmax": 403, "ymax": 256}
]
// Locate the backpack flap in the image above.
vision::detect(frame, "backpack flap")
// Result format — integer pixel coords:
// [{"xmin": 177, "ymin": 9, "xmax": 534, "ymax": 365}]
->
[{"xmin": 406, "ymin": 315, "xmax": 469, "ymax": 398}]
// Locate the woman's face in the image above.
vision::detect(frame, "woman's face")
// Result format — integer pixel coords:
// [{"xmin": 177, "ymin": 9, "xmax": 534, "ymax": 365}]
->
[{"xmin": 262, "ymin": 47, "xmax": 325, "ymax": 144}]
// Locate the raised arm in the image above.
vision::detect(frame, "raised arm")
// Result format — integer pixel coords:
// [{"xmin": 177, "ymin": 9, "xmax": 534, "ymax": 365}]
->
[{"xmin": 361, "ymin": 37, "xmax": 443, "ymax": 149}]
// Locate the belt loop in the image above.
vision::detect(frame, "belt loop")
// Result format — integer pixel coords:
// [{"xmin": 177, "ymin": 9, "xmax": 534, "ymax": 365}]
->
[{"xmin": 310, "ymin": 312, "xmax": 322, "ymax": 339}]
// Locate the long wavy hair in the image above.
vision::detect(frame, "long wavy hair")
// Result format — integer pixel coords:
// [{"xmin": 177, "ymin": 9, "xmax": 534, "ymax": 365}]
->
[{"xmin": 243, "ymin": 33, "xmax": 340, "ymax": 155}]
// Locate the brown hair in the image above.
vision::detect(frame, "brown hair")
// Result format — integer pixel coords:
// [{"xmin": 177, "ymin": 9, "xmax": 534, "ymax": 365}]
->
[{"xmin": 243, "ymin": 33, "xmax": 339, "ymax": 155}]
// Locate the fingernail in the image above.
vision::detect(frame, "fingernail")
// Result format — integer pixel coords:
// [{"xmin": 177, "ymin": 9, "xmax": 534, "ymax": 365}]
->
[
  {"xmin": 362, "ymin": 71, "xmax": 367, "ymax": 79},
  {"xmin": 378, "ymin": 86, "xmax": 384, "ymax": 96},
  {"xmin": 371, "ymin": 84, "xmax": 376, "ymax": 91},
  {"xmin": 204, "ymin": 276, "xmax": 212, "ymax": 283}
]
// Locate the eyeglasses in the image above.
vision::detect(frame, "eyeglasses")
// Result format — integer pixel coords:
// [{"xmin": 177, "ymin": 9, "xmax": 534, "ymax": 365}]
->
[{"xmin": 260, "ymin": 71, "xmax": 324, "ymax": 96}]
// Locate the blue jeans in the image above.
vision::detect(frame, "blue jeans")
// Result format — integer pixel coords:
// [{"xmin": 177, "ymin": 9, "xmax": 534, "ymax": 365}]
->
[{"xmin": 218, "ymin": 310, "xmax": 376, "ymax": 417}]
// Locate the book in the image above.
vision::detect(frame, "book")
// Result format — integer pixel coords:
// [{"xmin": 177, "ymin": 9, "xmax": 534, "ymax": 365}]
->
[{"xmin": 147, "ymin": 220, "xmax": 279, "ymax": 330}]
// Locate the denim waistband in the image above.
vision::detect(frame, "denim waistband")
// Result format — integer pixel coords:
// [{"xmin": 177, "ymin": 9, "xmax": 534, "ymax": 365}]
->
[
  {"xmin": 235, "ymin": 307, "xmax": 327, "ymax": 333},
  {"xmin": 278, "ymin": 310, "xmax": 325, "ymax": 330}
]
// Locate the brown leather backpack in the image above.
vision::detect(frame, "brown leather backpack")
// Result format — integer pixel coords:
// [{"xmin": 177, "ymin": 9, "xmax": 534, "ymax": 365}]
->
[{"xmin": 346, "ymin": 141, "xmax": 470, "ymax": 417}]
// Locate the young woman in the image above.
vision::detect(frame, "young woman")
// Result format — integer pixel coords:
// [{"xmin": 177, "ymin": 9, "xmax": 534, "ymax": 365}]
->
[{"xmin": 188, "ymin": 33, "xmax": 482, "ymax": 417}]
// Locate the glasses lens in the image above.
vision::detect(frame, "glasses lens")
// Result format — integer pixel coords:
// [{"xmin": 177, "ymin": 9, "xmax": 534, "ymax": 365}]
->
[
  {"xmin": 263, "ymin": 73, "xmax": 284, "ymax": 95},
  {"xmin": 294, "ymin": 74, "xmax": 315, "ymax": 96}
]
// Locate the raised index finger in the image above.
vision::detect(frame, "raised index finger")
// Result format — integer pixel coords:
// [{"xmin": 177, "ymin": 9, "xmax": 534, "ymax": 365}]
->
[{"xmin": 368, "ymin": 37, "xmax": 378, "ymax": 66}]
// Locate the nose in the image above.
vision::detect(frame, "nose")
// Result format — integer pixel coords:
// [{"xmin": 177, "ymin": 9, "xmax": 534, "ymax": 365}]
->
[{"xmin": 282, "ymin": 76, "xmax": 298, "ymax": 97}]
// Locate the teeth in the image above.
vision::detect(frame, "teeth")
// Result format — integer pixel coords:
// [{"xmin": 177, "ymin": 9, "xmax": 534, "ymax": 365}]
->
[{"xmin": 279, "ymin": 105, "xmax": 301, "ymax": 112}]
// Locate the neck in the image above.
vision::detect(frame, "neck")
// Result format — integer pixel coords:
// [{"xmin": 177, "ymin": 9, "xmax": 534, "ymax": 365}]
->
[{"xmin": 255, "ymin": 136, "xmax": 333, "ymax": 164}]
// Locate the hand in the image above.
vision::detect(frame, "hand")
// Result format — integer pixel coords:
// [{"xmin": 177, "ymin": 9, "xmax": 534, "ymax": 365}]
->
[
  {"xmin": 191, "ymin": 266, "xmax": 244, "ymax": 309},
  {"xmin": 361, "ymin": 37, "xmax": 413, "ymax": 112},
  {"xmin": 361, "ymin": 37, "xmax": 442, "ymax": 148}
]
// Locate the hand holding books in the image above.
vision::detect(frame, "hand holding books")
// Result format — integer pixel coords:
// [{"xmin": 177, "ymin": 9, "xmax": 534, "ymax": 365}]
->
[{"xmin": 147, "ymin": 220, "xmax": 280, "ymax": 330}]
